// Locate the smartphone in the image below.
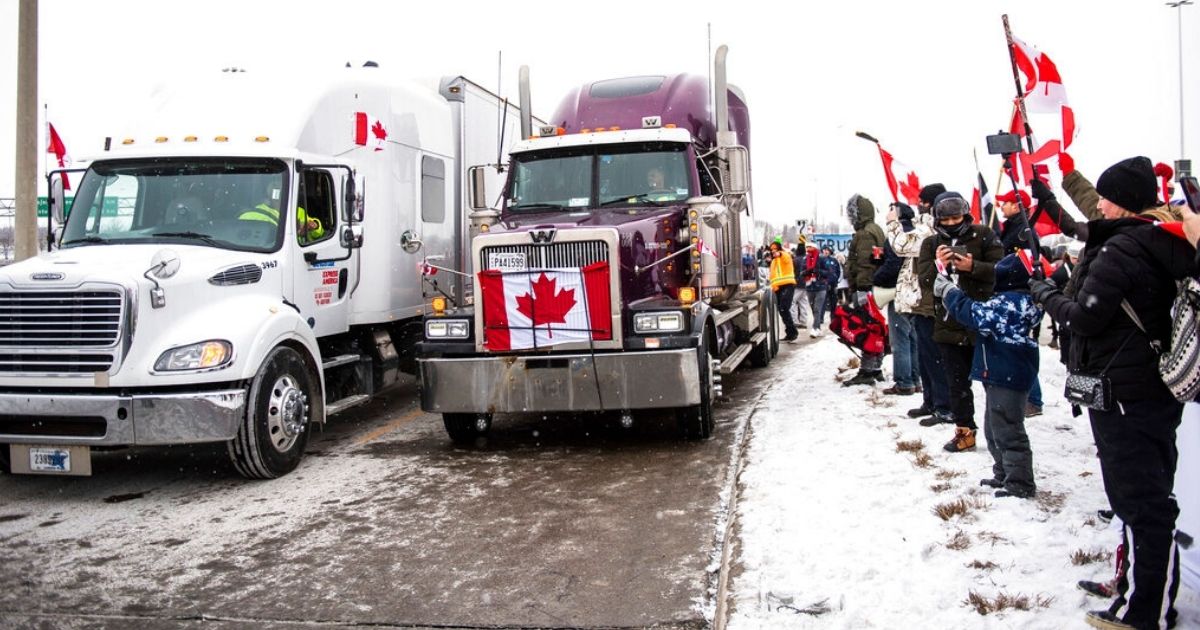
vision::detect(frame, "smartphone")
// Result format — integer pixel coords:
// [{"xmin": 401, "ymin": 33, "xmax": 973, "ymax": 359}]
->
[
  {"xmin": 1182, "ymin": 176, "xmax": 1200, "ymax": 212},
  {"xmin": 947, "ymin": 245, "xmax": 969, "ymax": 258}
]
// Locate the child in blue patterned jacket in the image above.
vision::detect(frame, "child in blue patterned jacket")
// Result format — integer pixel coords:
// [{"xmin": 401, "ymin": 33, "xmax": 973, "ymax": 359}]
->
[{"xmin": 933, "ymin": 254, "xmax": 1043, "ymax": 498}]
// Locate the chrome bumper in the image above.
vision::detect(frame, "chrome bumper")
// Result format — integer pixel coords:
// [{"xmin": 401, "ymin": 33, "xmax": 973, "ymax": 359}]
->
[
  {"xmin": 0, "ymin": 389, "xmax": 247, "ymax": 446},
  {"xmin": 419, "ymin": 349, "xmax": 700, "ymax": 413}
]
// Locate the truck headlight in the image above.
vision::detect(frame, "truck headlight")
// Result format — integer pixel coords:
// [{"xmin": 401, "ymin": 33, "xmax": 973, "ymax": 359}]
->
[
  {"xmin": 426, "ymin": 319, "xmax": 470, "ymax": 339},
  {"xmin": 633, "ymin": 311, "xmax": 684, "ymax": 333},
  {"xmin": 154, "ymin": 340, "xmax": 233, "ymax": 371}
]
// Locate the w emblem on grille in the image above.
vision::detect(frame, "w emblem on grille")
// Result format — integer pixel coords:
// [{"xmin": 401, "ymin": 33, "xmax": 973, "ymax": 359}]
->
[{"xmin": 530, "ymin": 228, "xmax": 557, "ymax": 244}]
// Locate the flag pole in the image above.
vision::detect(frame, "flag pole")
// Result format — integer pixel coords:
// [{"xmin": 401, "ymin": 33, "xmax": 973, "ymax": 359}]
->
[
  {"xmin": 854, "ymin": 130, "xmax": 899, "ymax": 203},
  {"xmin": 1002, "ymin": 14, "xmax": 1036, "ymax": 156},
  {"xmin": 1001, "ymin": 15, "xmax": 1044, "ymax": 279}
]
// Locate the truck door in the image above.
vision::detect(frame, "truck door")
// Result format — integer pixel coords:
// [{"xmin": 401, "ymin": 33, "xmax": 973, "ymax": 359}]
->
[
  {"xmin": 293, "ymin": 167, "xmax": 355, "ymax": 338},
  {"xmin": 414, "ymin": 155, "xmax": 456, "ymax": 301}
]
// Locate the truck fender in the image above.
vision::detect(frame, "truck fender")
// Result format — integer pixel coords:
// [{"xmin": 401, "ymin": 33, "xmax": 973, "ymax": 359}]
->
[
  {"xmin": 240, "ymin": 307, "xmax": 326, "ymax": 422},
  {"xmin": 690, "ymin": 301, "xmax": 715, "ymax": 344}
]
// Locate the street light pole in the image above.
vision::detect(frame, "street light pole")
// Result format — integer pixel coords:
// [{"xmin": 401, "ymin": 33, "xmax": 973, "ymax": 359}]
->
[{"xmin": 1167, "ymin": 0, "xmax": 1193, "ymax": 177}]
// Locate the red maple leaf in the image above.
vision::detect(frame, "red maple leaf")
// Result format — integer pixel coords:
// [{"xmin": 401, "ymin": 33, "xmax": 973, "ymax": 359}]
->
[
  {"xmin": 371, "ymin": 120, "xmax": 387, "ymax": 142},
  {"xmin": 898, "ymin": 171, "xmax": 923, "ymax": 206},
  {"xmin": 515, "ymin": 273, "xmax": 576, "ymax": 337}
]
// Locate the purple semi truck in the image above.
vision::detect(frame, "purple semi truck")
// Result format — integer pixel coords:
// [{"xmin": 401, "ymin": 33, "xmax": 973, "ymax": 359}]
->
[{"xmin": 418, "ymin": 46, "xmax": 776, "ymax": 442}]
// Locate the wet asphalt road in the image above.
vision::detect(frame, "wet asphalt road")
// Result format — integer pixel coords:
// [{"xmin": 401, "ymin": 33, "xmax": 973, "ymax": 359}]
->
[{"xmin": 0, "ymin": 350, "xmax": 788, "ymax": 629}]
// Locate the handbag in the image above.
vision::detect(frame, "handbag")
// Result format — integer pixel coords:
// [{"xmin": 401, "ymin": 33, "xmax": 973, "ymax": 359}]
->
[{"xmin": 1064, "ymin": 321, "xmax": 1138, "ymax": 412}]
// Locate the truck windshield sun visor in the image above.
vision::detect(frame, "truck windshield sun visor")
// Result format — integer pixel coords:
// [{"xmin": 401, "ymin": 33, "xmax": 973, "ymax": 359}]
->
[
  {"xmin": 61, "ymin": 158, "xmax": 290, "ymax": 254},
  {"xmin": 507, "ymin": 144, "xmax": 689, "ymax": 213}
]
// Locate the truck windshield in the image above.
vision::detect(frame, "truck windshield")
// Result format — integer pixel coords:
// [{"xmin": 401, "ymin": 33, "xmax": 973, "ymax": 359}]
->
[
  {"xmin": 507, "ymin": 143, "xmax": 689, "ymax": 212},
  {"xmin": 60, "ymin": 158, "xmax": 289, "ymax": 253}
]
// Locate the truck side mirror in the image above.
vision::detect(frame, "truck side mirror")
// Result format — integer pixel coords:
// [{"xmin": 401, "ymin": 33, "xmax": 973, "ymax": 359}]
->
[
  {"xmin": 725, "ymin": 147, "xmax": 749, "ymax": 196},
  {"xmin": 344, "ymin": 175, "xmax": 362, "ymax": 221},
  {"xmin": 468, "ymin": 166, "xmax": 488, "ymax": 211},
  {"xmin": 50, "ymin": 176, "xmax": 65, "ymax": 224},
  {"xmin": 340, "ymin": 224, "xmax": 363, "ymax": 249}
]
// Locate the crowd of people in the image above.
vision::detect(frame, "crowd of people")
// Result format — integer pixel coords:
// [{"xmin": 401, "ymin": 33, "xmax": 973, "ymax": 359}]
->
[{"xmin": 770, "ymin": 155, "xmax": 1197, "ymax": 630}]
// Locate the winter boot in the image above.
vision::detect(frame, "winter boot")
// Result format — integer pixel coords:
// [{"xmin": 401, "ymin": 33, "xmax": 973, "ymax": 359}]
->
[
  {"xmin": 906, "ymin": 404, "xmax": 933, "ymax": 419},
  {"xmin": 842, "ymin": 370, "xmax": 881, "ymax": 387},
  {"xmin": 1077, "ymin": 580, "xmax": 1115, "ymax": 598},
  {"xmin": 882, "ymin": 384, "xmax": 916, "ymax": 396},
  {"xmin": 1084, "ymin": 610, "xmax": 1135, "ymax": 629},
  {"xmin": 995, "ymin": 488, "xmax": 1034, "ymax": 499},
  {"xmin": 943, "ymin": 427, "xmax": 976, "ymax": 452},
  {"xmin": 979, "ymin": 478, "xmax": 1004, "ymax": 489},
  {"xmin": 919, "ymin": 410, "xmax": 955, "ymax": 427},
  {"xmin": 1024, "ymin": 403, "xmax": 1043, "ymax": 418}
]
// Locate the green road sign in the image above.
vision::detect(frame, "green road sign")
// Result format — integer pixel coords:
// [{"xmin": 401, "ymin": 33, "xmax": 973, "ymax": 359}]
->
[{"xmin": 37, "ymin": 197, "xmax": 119, "ymax": 218}]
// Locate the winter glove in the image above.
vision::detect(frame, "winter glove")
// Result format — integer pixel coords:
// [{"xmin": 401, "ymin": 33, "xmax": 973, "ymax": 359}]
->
[
  {"xmin": 1028, "ymin": 277, "xmax": 1060, "ymax": 306},
  {"xmin": 854, "ymin": 290, "xmax": 870, "ymax": 307},
  {"xmin": 932, "ymin": 273, "xmax": 955, "ymax": 299},
  {"xmin": 1059, "ymin": 151, "xmax": 1075, "ymax": 175},
  {"xmin": 1030, "ymin": 178, "xmax": 1056, "ymax": 205}
]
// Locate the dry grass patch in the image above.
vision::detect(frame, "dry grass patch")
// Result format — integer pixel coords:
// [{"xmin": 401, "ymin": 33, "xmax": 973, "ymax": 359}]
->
[
  {"xmin": 1036, "ymin": 490, "xmax": 1067, "ymax": 513},
  {"xmin": 977, "ymin": 530, "xmax": 1012, "ymax": 547},
  {"xmin": 913, "ymin": 452, "xmax": 935, "ymax": 469},
  {"xmin": 964, "ymin": 591, "xmax": 1055, "ymax": 615},
  {"xmin": 946, "ymin": 530, "xmax": 972, "ymax": 550},
  {"xmin": 896, "ymin": 439, "xmax": 925, "ymax": 453},
  {"xmin": 884, "ymin": 420, "xmax": 898, "ymax": 428},
  {"xmin": 1079, "ymin": 471, "xmax": 1093, "ymax": 478},
  {"xmin": 935, "ymin": 469, "xmax": 967, "ymax": 480},
  {"xmin": 930, "ymin": 482, "xmax": 952, "ymax": 493},
  {"xmin": 933, "ymin": 496, "xmax": 990, "ymax": 521},
  {"xmin": 966, "ymin": 559, "xmax": 999, "ymax": 571},
  {"xmin": 1083, "ymin": 517, "xmax": 1097, "ymax": 527},
  {"xmin": 1071, "ymin": 548, "xmax": 1113, "ymax": 566}
]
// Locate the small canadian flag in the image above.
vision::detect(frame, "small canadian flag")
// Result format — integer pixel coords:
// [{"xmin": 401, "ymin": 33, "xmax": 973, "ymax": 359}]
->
[
  {"xmin": 478, "ymin": 263, "xmax": 612, "ymax": 351},
  {"xmin": 354, "ymin": 112, "xmax": 387, "ymax": 151}
]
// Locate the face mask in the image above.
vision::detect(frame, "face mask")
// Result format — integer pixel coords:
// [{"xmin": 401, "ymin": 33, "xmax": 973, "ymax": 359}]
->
[{"xmin": 937, "ymin": 218, "xmax": 969, "ymax": 239}]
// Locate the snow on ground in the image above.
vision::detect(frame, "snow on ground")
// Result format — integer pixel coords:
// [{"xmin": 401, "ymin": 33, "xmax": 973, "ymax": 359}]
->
[{"xmin": 728, "ymin": 332, "xmax": 1200, "ymax": 629}]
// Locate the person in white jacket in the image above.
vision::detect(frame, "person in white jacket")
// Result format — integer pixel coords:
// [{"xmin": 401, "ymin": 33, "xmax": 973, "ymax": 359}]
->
[{"xmin": 883, "ymin": 202, "xmax": 933, "ymax": 395}]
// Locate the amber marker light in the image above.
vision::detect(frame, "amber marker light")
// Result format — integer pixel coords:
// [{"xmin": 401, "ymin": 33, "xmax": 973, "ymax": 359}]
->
[
  {"xmin": 214, "ymin": 136, "xmax": 229, "ymax": 142},
  {"xmin": 155, "ymin": 136, "xmax": 168, "ymax": 143},
  {"xmin": 678, "ymin": 287, "xmax": 696, "ymax": 305},
  {"xmin": 184, "ymin": 136, "xmax": 198, "ymax": 142},
  {"xmin": 255, "ymin": 136, "xmax": 270, "ymax": 143},
  {"xmin": 431, "ymin": 297, "xmax": 447, "ymax": 315}
]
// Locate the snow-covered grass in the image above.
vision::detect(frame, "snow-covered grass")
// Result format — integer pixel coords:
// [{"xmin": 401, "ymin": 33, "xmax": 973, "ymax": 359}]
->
[{"xmin": 728, "ymin": 332, "xmax": 1200, "ymax": 629}]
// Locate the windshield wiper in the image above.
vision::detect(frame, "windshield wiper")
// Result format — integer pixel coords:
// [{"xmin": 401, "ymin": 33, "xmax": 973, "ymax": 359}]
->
[
  {"xmin": 508, "ymin": 202, "xmax": 567, "ymax": 211},
  {"xmin": 152, "ymin": 231, "xmax": 223, "ymax": 247},
  {"xmin": 598, "ymin": 194, "xmax": 668, "ymax": 208},
  {"xmin": 62, "ymin": 235, "xmax": 112, "ymax": 246}
]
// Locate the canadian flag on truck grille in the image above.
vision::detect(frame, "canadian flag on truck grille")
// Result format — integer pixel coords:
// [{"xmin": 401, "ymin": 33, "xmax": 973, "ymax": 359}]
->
[{"xmin": 478, "ymin": 263, "xmax": 612, "ymax": 351}]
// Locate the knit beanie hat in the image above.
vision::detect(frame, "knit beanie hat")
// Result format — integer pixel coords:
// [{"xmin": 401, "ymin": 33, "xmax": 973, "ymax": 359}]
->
[
  {"xmin": 894, "ymin": 202, "xmax": 915, "ymax": 232},
  {"xmin": 993, "ymin": 253, "xmax": 1031, "ymax": 293},
  {"xmin": 919, "ymin": 183, "xmax": 947, "ymax": 206},
  {"xmin": 1096, "ymin": 156, "xmax": 1159, "ymax": 213}
]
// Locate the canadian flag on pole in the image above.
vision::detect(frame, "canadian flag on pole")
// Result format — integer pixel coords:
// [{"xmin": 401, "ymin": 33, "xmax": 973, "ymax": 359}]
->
[
  {"xmin": 478, "ymin": 263, "xmax": 612, "ymax": 351},
  {"xmin": 873, "ymin": 144, "xmax": 922, "ymax": 205},
  {"xmin": 47, "ymin": 122, "xmax": 71, "ymax": 190},
  {"xmin": 354, "ymin": 112, "xmax": 387, "ymax": 151},
  {"xmin": 1008, "ymin": 34, "xmax": 1077, "ymax": 184}
]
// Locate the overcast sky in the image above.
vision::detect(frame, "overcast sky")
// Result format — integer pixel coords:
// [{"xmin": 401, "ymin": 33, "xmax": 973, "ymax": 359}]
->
[{"xmin": 2, "ymin": 0, "xmax": 1198, "ymax": 228}]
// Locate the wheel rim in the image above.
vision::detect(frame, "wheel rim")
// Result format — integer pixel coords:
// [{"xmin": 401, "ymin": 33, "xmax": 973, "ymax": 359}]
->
[{"xmin": 266, "ymin": 375, "xmax": 308, "ymax": 453}]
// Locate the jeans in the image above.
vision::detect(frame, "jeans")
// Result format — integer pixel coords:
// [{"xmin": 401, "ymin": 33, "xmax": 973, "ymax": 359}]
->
[
  {"xmin": 888, "ymin": 304, "xmax": 920, "ymax": 388},
  {"xmin": 807, "ymin": 289, "xmax": 828, "ymax": 328},
  {"xmin": 776, "ymin": 285, "xmax": 798, "ymax": 338},
  {"xmin": 1027, "ymin": 378, "xmax": 1043, "ymax": 408},
  {"xmin": 914, "ymin": 315, "xmax": 950, "ymax": 414}
]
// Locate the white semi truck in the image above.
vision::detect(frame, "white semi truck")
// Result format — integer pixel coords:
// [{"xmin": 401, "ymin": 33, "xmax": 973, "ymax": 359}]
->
[{"xmin": 0, "ymin": 67, "xmax": 526, "ymax": 478}]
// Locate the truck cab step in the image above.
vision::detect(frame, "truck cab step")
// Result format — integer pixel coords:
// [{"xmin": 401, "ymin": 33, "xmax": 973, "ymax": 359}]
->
[
  {"xmin": 712, "ymin": 305, "xmax": 745, "ymax": 328},
  {"xmin": 719, "ymin": 332, "xmax": 766, "ymax": 375},
  {"xmin": 325, "ymin": 394, "xmax": 371, "ymax": 417},
  {"xmin": 322, "ymin": 354, "xmax": 360, "ymax": 371}
]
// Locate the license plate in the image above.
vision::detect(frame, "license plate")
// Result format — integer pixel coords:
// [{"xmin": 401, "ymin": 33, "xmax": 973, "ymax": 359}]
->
[
  {"xmin": 10, "ymin": 444, "xmax": 92, "ymax": 476},
  {"xmin": 30, "ymin": 446, "xmax": 72, "ymax": 473},
  {"xmin": 488, "ymin": 252, "xmax": 527, "ymax": 272}
]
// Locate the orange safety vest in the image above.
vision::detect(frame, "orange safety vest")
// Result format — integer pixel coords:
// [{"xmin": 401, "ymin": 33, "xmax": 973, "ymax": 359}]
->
[{"xmin": 769, "ymin": 251, "xmax": 796, "ymax": 291}]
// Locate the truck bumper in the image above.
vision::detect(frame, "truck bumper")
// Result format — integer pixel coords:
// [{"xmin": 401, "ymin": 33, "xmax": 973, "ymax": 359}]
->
[
  {"xmin": 419, "ymin": 349, "xmax": 700, "ymax": 413},
  {"xmin": 0, "ymin": 389, "xmax": 247, "ymax": 446}
]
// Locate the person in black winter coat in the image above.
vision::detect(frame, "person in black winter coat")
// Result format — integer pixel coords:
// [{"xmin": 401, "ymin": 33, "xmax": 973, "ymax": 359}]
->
[{"xmin": 1030, "ymin": 156, "xmax": 1198, "ymax": 630}]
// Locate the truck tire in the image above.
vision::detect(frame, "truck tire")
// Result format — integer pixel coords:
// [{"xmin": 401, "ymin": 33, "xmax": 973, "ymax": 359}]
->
[
  {"xmin": 750, "ymin": 291, "xmax": 776, "ymax": 368},
  {"xmin": 443, "ymin": 413, "xmax": 492, "ymax": 444},
  {"xmin": 677, "ymin": 326, "xmax": 715, "ymax": 440},
  {"xmin": 228, "ymin": 346, "xmax": 315, "ymax": 479}
]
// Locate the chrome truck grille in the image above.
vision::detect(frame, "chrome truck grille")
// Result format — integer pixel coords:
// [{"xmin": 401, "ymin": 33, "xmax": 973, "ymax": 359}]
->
[
  {"xmin": 479, "ymin": 240, "xmax": 609, "ymax": 270},
  {"xmin": 0, "ymin": 288, "xmax": 127, "ymax": 374}
]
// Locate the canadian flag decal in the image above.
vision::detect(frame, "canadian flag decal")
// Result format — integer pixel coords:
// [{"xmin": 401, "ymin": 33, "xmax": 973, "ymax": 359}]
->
[
  {"xmin": 354, "ymin": 112, "xmax": 387, "ymax": 151},
  {"xmin": 479, "ymin": 263, "xmax": 612, "ymax": 351}
]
